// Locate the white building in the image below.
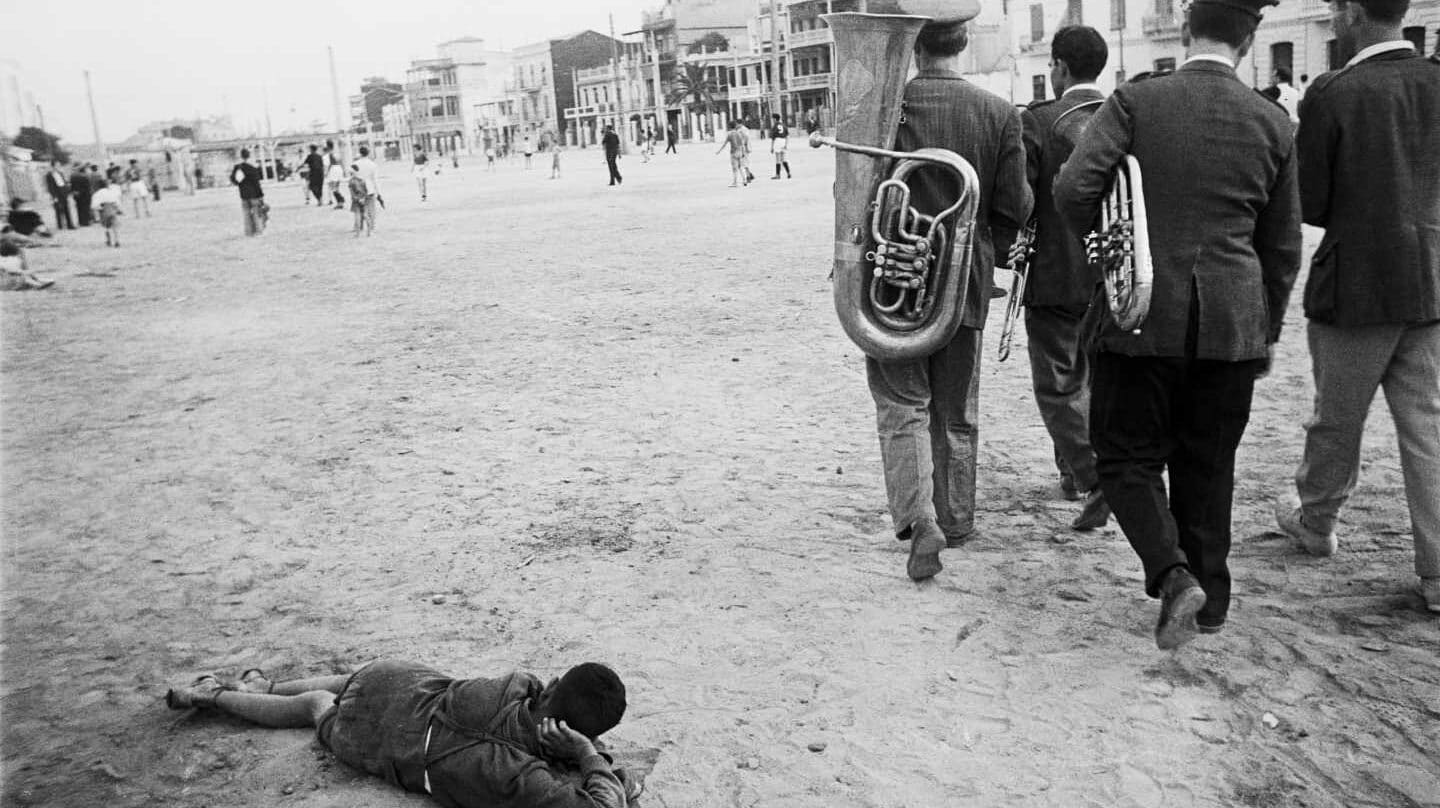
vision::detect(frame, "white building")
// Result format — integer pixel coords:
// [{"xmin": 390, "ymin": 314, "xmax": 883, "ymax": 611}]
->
[{"xmin": 405, "ymin": 38, "xmax": 512, "ymax": 156}]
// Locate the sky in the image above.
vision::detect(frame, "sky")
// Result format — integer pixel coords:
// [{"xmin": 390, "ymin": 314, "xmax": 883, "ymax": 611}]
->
[{"xmin": 7, "ymin": 0, "xmax": 661, "ymax": 144}]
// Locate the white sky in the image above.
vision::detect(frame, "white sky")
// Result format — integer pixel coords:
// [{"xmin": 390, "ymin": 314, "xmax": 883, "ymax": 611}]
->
[{"xmin": 9, "ymin": 0, "xmax": 660, "ymax": 144}]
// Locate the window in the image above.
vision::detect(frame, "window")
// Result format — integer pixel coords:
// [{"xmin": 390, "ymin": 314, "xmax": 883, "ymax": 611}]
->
[
  {"xmin": 1032, "ymin": 74, "xmax": 1047, "ymax": 101},
  {"xmin": 1402, "ymin": 26, "xmax": 1425, "ymax": 54},
  {"xmin": 445, "ymin": 96, "xmax": 459, "ymax": 117},
  {"xmin": 1030, "ymin": 4, "xmax": 1044, "ymax": 41},
  {"xmin": 1325, "ymin": 38, "xmax": 1341, "ymax": 69},
  {"xmin": 1066, "ymin": 0, "xmax": 1083, "ymax": 25},
  {"xmin": 1270, "ymin": 41, "xmax": 1293, "ymax": 77},
  {"xmin": 430, "ymin": 97, "xmax": 445, "ymax": 117}
]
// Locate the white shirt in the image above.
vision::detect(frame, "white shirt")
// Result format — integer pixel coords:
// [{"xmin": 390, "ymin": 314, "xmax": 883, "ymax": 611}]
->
[
  {"xmin": 353, "ymin": 157, "xmax": 380, "ymax": 196},
  {"xmin": 1063, "ymin": 82, "xmax": 1102, "ymax": 97},
  {"xmin": 91, "ymin": 185, "xmax": 122, "ymax": 208},
  {"xmin": 1182, "ymin": 54, "xmax": 1235, "ymax": 70},
  {"xmin": 1275, "ymin": 82, "xmax": 1301, "ymax": 122},
  {"xmin": 1345, "ymin": 40, "xmax": 1415, "ymax": 68}
]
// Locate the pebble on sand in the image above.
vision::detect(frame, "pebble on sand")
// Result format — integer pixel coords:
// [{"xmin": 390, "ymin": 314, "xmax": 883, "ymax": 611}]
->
[{"xmin": 807, "ymin": 741, "xmax": 827, "ymax": 753}]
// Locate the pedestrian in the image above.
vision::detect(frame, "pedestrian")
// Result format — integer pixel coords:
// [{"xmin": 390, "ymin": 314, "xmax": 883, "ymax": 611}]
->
[
  {"xmin": 44, "ymin": 160, "xmax": 75, "ymax": 231},
  {"xmin": 1265, "ymin": 66, "xmax": 1301, "ymax": 124},
  {"xmin": 193, "ymin": 165, "xmax": 204, "ymax": 191},
  {"xmin": 768, "ymin": 114, "xmax": 791, "ymax": 179},
  {"xmin": 1275, "ymin": 0, "xmax": 1440, "ymax": 613},
  {"xmin": 148, "ymin": 165, "xmax": 161, "ymax": 202},
  {"xmin": 602, "ymin": 125, "xmax": 622, "ymax": 187},
  {"xmin": 230, "ymin": 148, "xmax": 267, "ymax": 237},
  {"xmin": 550, "ymin": 141, "xmax": 563, "ymax": 179},
  {"xmin": 304, "ymin": 144, "xmax": 326, "ymax": 208},
  {"xmin": 1017, "ymin": 25, "xmax": 1109, "ymax": 528},
  {"xmin": 665, "ymin": 126, "xmax": 678, "ymax": 154},
  {"xmin": 70, "ymin": 162, "xmax": 92, "ymax": 227},
  {"xmin": 352, "ymin": 146, "xmax": 381, "ymax": 233},
  {"xmin": 411, "ymin": 144, "xmax": 429, "ymax": 202},
  {"xmin": 124, "ymin": 159, "xmax": 151, "ymax": 218},
  {"xmin": 348, "ymin": 164, "xmax": 370, "ymax": 237},
  {"xmin": 1055, "ymin": 0, "xmax": 1301, "ymax": 648},
  {"xmin": 485, "ymin": 144, "xmax": 496, "ymax": 171},
  {"xmin": 804, "ymin": 108, "xmax": 821, "ymax": 136},
  {"xmin": 163, "ymin": 659, "xmax": 636, "ymax": 808},
  {"xmin": 522, "ymin": 134, "xmax": 534, "ymax": 169},
  {"xmin": 90, "ymin": 180, "xmax": 124, "ymax": 247},
  {"xmin": 716, "ymin": 120, "xmax": 752, "ymax": 187},
  {"xmin": 862, "ymin": 2, "xmax": 1032, "ymax": 582}
]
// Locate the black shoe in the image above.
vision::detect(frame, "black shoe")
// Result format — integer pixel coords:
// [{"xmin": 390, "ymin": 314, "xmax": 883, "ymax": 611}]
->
[
  {"xmin": 906, "ymin": 518, "xmax": 945, "ymax": 581},
  {"xmin": 1071, "ymin": 490, "xmax": 1111, "ymax": 531},
  {"xmin": 1155, "ymin": 568, "xmax": 1207, "ymax": 650}
]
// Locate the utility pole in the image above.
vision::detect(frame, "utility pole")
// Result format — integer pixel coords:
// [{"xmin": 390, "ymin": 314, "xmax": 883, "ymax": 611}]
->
[
  {"xmin": 649, "ymin": 30, "xmax": 664, "ymax": 140},
  {"xmin": 608, "ymin": 14, "xmax": 628, "ymax": 153},
  {"xmin": 328, "ymin": 45, "xmax": 349, "ymax": 161},
  {"xmin": 84, "ymin": 70, "xmax": 106, "ymax": 163},
  {"xmin": 769, "ymin": 0, "xmax": 783, "ymax": 122}
]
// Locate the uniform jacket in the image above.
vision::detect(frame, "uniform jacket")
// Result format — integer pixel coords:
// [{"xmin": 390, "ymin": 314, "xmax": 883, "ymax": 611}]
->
[
  {"xmin": 1297, "ymin": 49, "xmax": 1440, "ymax": 326},
  {"xmin": 1054, "ymin": 60, "xmax": 1302, "ymax": 360},
  {"xmin": 1020, "ymin": 88, "xmax": 1105, "ymax": 307},
  {"xmin": 894, "ymin": 69, "xmax": 1032, "ymax": 329}
]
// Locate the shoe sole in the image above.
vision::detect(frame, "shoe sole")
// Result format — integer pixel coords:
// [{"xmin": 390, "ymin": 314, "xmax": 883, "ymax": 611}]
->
[
  {"xmin": 907, "ymin": 538, "xmax": 944, "ymax": 581},
  {"xmin": 1156, "ymin": 587, "xmax": 1207, "ymax": 650}
]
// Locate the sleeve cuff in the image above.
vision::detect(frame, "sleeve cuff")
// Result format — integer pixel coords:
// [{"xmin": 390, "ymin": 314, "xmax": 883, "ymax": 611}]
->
[{"xmin": 578, "ymin": 753, "xmax": 612, "ymax": 776}]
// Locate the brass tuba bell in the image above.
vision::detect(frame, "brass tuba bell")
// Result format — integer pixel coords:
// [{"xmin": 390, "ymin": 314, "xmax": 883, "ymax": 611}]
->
[{"xmin": 811, "ymin": 12, "xmax": 981, "ymax": 361}]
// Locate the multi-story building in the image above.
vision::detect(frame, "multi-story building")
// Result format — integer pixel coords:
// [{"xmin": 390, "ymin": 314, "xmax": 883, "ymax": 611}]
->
[
  {"xmin": 567, "ymin": 39, "xmax": 652, "ymax": 147},
  {"xmin": 349, "ymin": 77, "xmax": 404, "ymax": 136},
  {"xmin": 508, "ymin": 31, "xmax": 620, "ymax": 148},
  {"xmin": 631, "ymin": 0, "xmax": 755, "ymax": 136},
  {"xmin": 404, "ymin": 38, "xmax": 512, "ymax": 156}
]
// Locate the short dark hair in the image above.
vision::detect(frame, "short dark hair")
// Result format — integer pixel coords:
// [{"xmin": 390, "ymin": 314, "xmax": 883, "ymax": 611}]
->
[
  {"xmin": 1346, "ymin": 0, "xmax": 1409, "ymax": 23},
  {"xmin": 1274, "ymin": 66, "xmax": 1292, "ymax": 83},
  {"xmin": 1187, "ymin": 3, "xmax": 1258, "ymax": 49},
  {"xmin": 552, "ymin": 663, "xmax": 626, "ymax": 739},
  {"xmin": 240, "ymin": 148, "xmax": 250, "ymax": 159},
  {"xmin": 309, "ymin": 144, "xmax": 318, "ymax": 152},
  {"xmin": 1051, "ymin": 25, "xmax": 1108, "ymax": 81},
  {"xmin": 0, "ymin": 240, "xmax": 19, "ymax": 257},
  {"xmin": 916, "ymin": 21, "xmax": 969, "ymax": 57},
  {"xmin": 359, "ymin": 146, "xmax": 370, "ymax": 157}
]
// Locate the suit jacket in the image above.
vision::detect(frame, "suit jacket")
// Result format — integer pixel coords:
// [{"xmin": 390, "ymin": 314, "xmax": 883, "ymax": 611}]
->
[
  {"xmin": 69, "ymin": 169, "xmax": 90, "ymax": 195},
  {"xmin": 894, "ymin": 69, "xmax": 1032, "ymax": 329},
  {"xmin": 1054, "ymin": 60, "xmax": 1302, "ymax": 361},
  {"xmin": 1020, "ymin": 88, "xmax": 1105, "ymax": 308},
  {"xmin": 1297, "ymin": 49, "xmax": 1440, "ymax": 326},
  {"xmin": 45, "ymin": 170, "xmax": 70, "ymax": 200}
]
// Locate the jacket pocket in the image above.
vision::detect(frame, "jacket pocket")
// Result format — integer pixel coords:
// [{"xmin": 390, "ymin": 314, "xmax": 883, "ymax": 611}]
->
[{"xmin": 1303, "ymin": 240, "xmax": 1337, "ymax": 322}]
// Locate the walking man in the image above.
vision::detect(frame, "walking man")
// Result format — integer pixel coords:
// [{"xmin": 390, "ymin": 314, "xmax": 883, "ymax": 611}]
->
[
  {"xmin": 716, "ymin": 120, "xmax": 752, "ymax": 187},
  {"xmin": 45, "ymin": 161, "xmax": 75, "ymax": 231},
  {"xmin": 230, "ymin": 148, "xmax": 266, "ymax": 237},
  {"xmin": 769, "ymin": 114, "xmax": 791, "ymax": 179},
  {"xmin": 1275, "ymin": 0, "xmax": 1440, "ymax": 613},
  {"xmin": 353, "ymin": 146, "xmax": 381, "ymax": 232},
  {"xmin": 70, "ymin": 162, "xmax": 92, "ymax": 227},
  {"xmin": 1018, "ymin": 25, "xmax": 1109, "ymax": 529},
  {"xmin": 1055, "ymin": 0, "xmax": 1301, "ymax": 648},
  {"xmin": 304, "ymin": 144, "xmax": 326, "ymax": 208},
  {"xmin": 867, "ymin": 2, "xmax": 1032, "ymax": 581},
  {"xmin": 412, "ymin": 144, "xmax": 430, "ymax": 201},
  {"xmin": 602, "ymin": 125, "xmax": 623, "ymax": 187}
]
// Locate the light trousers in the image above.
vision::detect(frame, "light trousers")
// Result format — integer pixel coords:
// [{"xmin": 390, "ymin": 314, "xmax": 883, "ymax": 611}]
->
[{"xmin": 1296, "ymin": 319, "xmax": 1440, "ymax": 577}]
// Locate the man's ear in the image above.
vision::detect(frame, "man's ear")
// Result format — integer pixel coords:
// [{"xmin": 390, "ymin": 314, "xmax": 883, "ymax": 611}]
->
[{"xmin": 1237, "ymin": 31, "xmax": 1256, "ymax": 60}]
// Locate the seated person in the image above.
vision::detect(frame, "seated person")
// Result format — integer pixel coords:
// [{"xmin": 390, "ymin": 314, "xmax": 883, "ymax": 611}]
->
[
  {"xmin": 166, "ymin": 658, "xmax": 637, "ymax": 808},
  {"xmin": 5, "ymin": 198, "xmax": 53, "ymax": 239},
  {"xmin": 0, "ymin": 239, "xmax": 54, "ymax": 290}
]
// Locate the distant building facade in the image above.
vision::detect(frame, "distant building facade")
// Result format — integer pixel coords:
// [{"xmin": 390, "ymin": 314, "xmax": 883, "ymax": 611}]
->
[{"xmin": 405, "ymin": 38, "xmax": 512, "ymax": 155}]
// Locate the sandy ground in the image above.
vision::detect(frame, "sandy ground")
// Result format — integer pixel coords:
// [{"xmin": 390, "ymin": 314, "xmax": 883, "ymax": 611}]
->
[{"xmin": 2, "ymin": 142, "xmax": 1438, "ymax": 808}]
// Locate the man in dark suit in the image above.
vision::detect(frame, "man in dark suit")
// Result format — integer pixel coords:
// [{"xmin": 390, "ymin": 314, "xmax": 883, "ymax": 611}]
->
[
  {"xmin": 1276, "ymin": 0, "xmax": 1440, "ymax": 614},
  {"xmin": 1018, "ymin": 25, "xmax": 1109, "ymax": 531},
  {"xmin": 601, "ymin": 125, "xmax": 622, "ymax": 187},
  {"xmin": 1055, "ymin": 0, "xmax": 1301, "ymax": 648},
  {"xmin": 69, "ymin": 163, "xmax": 91, "ymax": 227},
  {"xmin": 869, "ymin": 1, "xmax": 1032, "ymax": 580},
  {"xmin": 303, "ymin": 144, "xmax": 326, "ymax": 208},
  {"xmin": 44, "ymin": 161, "xmax": 75, "ymax": 231}
]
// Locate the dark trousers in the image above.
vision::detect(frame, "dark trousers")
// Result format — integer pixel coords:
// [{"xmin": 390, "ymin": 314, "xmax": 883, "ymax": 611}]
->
[
  {"xmin": 74, "ymin": 192, "xmax": 92, "ymax": 226},
  {"xmin": 309, "ymin": 178, "xmax": 325, "ymax": 204},
  {"xmin": 1090, "ymin": 352, "xmax": 1261, "ymax": 624},
  {"xmin": 1025, "ymin": 304, "xmax": 1097, "ymax": 491},
  {"xmin": 52, "ymin": 196, "xmax": 75, "ymax": 229},
  {"xmin": 606, "ymin": 154, "xmax": 622, "ymax": 185},
  {"xmin": 665, "ymin": 141, "xmax": 677, "ymax": 154}
]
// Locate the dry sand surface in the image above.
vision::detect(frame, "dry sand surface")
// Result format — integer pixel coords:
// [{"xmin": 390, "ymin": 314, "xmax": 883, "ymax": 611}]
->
[{"xmin": 3, "ymin": 143, "xmax": 1438, "ymax": 808}]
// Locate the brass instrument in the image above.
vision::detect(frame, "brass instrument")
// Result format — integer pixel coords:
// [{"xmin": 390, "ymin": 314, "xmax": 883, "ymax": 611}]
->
[
  {"xmin": 1084, "ymin": 155, "xmax": 1153, "ymax": 333},
  {"xmin": 996, "ymin": 217, "xmax": 1037, "ymax": 362},
  {"xmin": 811, "ymin": 12, "xmax": 981, "ymax": 361}
]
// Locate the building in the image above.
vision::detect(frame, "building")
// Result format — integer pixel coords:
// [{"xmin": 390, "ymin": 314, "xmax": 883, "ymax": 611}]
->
[
  {"xmin": 349, "ymin": 77, "xmax": 404, "ymax": 136},
  {"xmin": 631, "ymin": 0, "xmax": 756, "ymax": 136},
  {"xmin": 508, "ymin": 31, "xmax": 619, "ymax": 149},
  {"xmin": 404, "ymin": 38, "xmax": 512, "ymax": 156},
  {"xmin": 567, "ymin": 40, "xmax": 652, "ymax": 147}
]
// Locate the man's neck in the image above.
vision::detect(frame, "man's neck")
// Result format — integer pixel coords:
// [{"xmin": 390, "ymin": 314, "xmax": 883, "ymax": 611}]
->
[
  {"xmin": 1185, "ymin": 38, "xmax": 1241, "ymax": 66},
  {"xmin": 1350, "ymin": 23, "xmax": 1406, "ymax": 55},
  {"xmin": 915, "ymin": 54, "xmax": 962, "ymax": 73}
]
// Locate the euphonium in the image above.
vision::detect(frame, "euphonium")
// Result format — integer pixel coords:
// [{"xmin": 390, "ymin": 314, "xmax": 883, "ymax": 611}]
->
[
  {"xmin": 811, "ymin": 12, "xmax": 981, "ymax": 361},
  {"xmin": 1085, "ymin": 155, "xmax": 1153, "ymax": 333},
  {"xmin": 997, "ymin": 217, "xmax": 1037, "ymax": 362}
]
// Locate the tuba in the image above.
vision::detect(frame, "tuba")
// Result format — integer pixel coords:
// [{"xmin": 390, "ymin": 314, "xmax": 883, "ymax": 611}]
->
[
  {"xmin": 1085, "ymin": 155, "xmax": 1153, "ymax": 333},
  {"xmin": 811, "ymin": 12, "xmax": 981, "ymax": 361}
]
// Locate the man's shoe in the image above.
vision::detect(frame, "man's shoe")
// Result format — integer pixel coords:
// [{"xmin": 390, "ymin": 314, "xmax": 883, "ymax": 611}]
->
[
  {"xmin": 165, "ymin": 674, "xmax": 229, "ymax": 709},
  {"xmin": 1155, "ymin": 567, "xmax": 1207, "ymax": 650},
  {"xmin": 945, "ymin": 529, "xmax": 981, "ymax": 549},
  {"xmin": 1420, "ymin": 578, "xmax": 1440, "ymax": 614},
  {"xmin": 906, "ymin": 519, "xmax": 945, "ymax": 581},
  {"xmin": 1059, "ymin": 477, "xmax": 1082, "ymax": 501},
  {"xmin": 1275, "ymin": 500, "xmax": 1336, "ymax": 557},
  {"xmin": 1071, "ymin": 490, "xmax": 1111, "ymax": 531}
]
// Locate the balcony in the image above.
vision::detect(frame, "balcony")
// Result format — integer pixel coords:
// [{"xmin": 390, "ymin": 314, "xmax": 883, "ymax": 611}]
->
[
  {"xmin": 1142, "ymin": 11, "xmax": 1183, "ymax": 37},
  {"xmin": 788, "ymin": 27, "xmax": 832, "ymax": 48},
  {"xmin": 728, "ymin": 84, "xmax": 767, "ymax": 101},
  {"xmin": 787, "ymin": 73, "xmax": 832, "ymax": 91}
]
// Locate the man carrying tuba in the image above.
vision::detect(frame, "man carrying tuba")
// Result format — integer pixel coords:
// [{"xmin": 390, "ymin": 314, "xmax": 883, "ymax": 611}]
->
[
  {"xmin": 866, "ymin": 0, "xmax": 1031, "ymax": 581},
  {"xmin": 1054, "ymin": 0, "xmax": 1301, "ymax": 649}
]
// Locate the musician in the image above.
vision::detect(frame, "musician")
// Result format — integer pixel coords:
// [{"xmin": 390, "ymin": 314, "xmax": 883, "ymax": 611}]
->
[
  {"xmin": 1054, "ymin": 0, "xmax": 1301, "ymax": 648},
  {"xmin": 869, "ymin": 0, "xmax": 1032, "ymax": 581},
  {"xmin": 1276, "ymin": 0, "xmax": 1440, "ymax": 614},
  {"xmin": 1017, "ymin": 25, "xmax": 1109, "ymax": 531}
]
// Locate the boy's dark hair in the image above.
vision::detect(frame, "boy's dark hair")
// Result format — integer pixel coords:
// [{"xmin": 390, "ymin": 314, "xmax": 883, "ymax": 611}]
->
[
  {"xmin": 1187, "ymin": 3, "xmax": 1258, "ymax": 49},
  {"xmin": 1347, "ymin": 0, "xmax": 1409, "ymax": 23},
  {"xmin": 359, "ymin": 146, "xmax": 370, "ymax": 157},
  {"xmin": 1051, "ymin": 26, "xmax": 1108, "ymax": 81},
  {"xmin": 552, "ymin": 663, "xmax": 626, "ymax": 738},
  {"xmin": 240, "ymin": 148, "xmax": 251, "ymax": 159},
  {"xmin": 916, "ymin": 21, "xmax": 969, "ymax": 57},
  {"xmin": 0, "ymin": 240, "xmax": 19, "ymax": 257},
  {"xmin": 1274, "ymin": 66, "xmax": 1292, "ymax": 83}
]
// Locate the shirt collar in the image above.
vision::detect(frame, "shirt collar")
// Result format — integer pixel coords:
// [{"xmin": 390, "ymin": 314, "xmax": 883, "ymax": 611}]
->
[
  {"xmin": 1063, "ymin": 82, "xmax": 1102, "ymax": 96},
  {"xmin": 1183, "ymin": 53, "xmax": 1235, "ymax": 69},
  {"xmin": 1345, "ymin": 40, "xmax": 1415, "ymax": 67}
]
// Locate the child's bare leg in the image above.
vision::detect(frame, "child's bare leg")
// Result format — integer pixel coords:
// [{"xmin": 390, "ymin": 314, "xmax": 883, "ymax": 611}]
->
[
  {"xmin": 212, "ymin": 690, "xmax": 334, "ymax": 728},
  {"xmin": 268, "ymin": 674, "xmax": 350, "ymax": 695}
]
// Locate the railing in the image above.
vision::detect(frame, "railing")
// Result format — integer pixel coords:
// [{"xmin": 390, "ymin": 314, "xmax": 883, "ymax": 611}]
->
[
  {"xmin": 788, "ymin": 27, "xmax": 832, "ymax": 48},
  {"xmin": 728, "ymin": 84, "xmax": 767, "ymax": 101},
  {"xmin": 787, "ymin": 73, "xmax": 832, "ymax": 91},
  {"xmin": 563, "ymin": 102, "xmax": 620, "ymax": 119}
]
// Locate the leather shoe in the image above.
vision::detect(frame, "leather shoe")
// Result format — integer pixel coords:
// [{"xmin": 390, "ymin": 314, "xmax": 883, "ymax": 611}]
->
[
  {"xmin": 1155, "ymin": 567, "xmax": 1207, "ymax": 650},
  {"xmin": 1058, "ymin": 477, "xmax": 1082, "ymax": 501},
  {"xmin": 906, "ymin": 518, "xmax": 945, "ymax": 581},
  {"xmin": 165, "ymin": 674, "xmax": 229, "ymax": 709},
  {"xmin": 1274, "ymin": 500, "xmax": 1336, "ymax": 557},
  {"xmin": 1071, "ymin": 489, "xmax": 1110, "ymax": 531}
]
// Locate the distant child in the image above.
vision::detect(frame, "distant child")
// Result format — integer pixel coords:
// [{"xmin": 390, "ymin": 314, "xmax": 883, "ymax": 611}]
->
[
  {"xmin": 551, "ymin": 143, "xmax": 563, "ymax": 179},
  {"xmin": 347, "ymin": 165, "xmax": 370, "ymax": 237},
  {"xmin": 0, "ymin": 239, "xmax": 54, "ymax": 290},
  {"xmin": 90, "ymin": 179, "xmax": 124, "ymax": 247},
  {"xmin": 485, "ymin": 145, "xmax": 495, "ymax": 171}
]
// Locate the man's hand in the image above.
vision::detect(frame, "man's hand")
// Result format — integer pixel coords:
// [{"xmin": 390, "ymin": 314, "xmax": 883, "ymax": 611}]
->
[
  {"xmin": 1006, "ymin": 239, "xmax": 1029, "ymax": 270},
  {"xmin": 539, "ymin": 717, "xmax": 594, "ymax": 762},
  {"xmin": 1256, "ymin": 343, "xmax": 1275, "ymax": 379}
]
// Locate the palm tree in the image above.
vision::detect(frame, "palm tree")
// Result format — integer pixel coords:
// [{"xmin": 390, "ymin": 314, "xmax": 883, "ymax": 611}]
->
[{"xmin": 666, "ymin": 63, "xmax": 720, "ymax": 139}]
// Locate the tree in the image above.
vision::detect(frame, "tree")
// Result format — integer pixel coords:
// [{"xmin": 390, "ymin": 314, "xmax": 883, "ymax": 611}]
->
[
  {"xmin": 12, "ymin": 126, "xmax": 70, "ymax": 164},
  {"xmin": 686, "ymin": 31, "xmax": 730, "ymax": 55},
  {"xmin": 666, "ymin": 62, "xmax": 720, "ymax": 123}
]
